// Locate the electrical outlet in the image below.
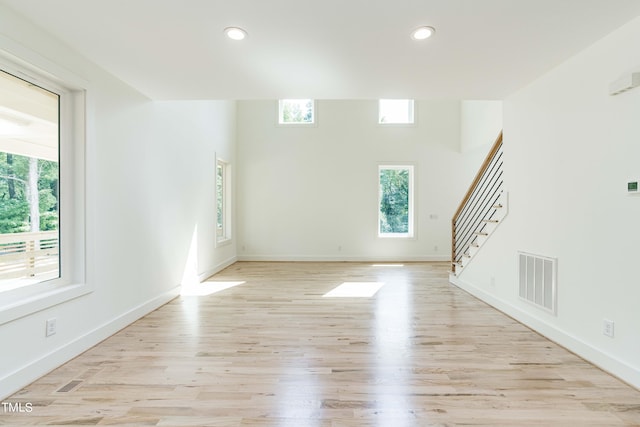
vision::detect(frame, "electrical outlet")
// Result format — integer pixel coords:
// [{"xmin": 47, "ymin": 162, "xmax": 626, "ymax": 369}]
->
[
  {"xmin": 603, "ymin": 319, "xmax": 615, "ymax": 338},
  {"xmin": 46, "ymin": 318, "xmax": 57, "ymax": 337}
]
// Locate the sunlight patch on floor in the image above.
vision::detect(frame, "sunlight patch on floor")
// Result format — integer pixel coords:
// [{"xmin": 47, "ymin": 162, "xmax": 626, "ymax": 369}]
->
[
  {"xmin": 181, "ymin": 281, "xmax": 245, "ymax": 296},
  {"xmin": 323, "ymin": 282, "xmax": 385, "ymax": 298}
]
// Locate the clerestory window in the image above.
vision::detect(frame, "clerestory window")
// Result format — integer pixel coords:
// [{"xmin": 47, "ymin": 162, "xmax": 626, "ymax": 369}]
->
[
  {"xmin": 278, "ymin": 99, "xmax": 315, "ymax": 125},
  {"xmin": 378, "ymin": 99, "xmax": 414, "ymax": 124}
]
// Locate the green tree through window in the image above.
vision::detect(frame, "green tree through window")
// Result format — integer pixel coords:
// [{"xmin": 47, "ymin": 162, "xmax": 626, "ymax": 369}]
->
[
  {"xmin": 216, "ymin": 158, "xmax": 230, "ymax": 243},
  {"xmin": 216, "ymin": 161, "xmax": 224, "ymax": 238},
  {"xmin": 378, "ymin": 165, "xmax": 413, "ymax": 237},
  {"xmin": 279, "ymin": 99, "xmax": 314, "ymax": 124},
  {"xmin": 0, "ymin": 153, "xmax": 58, "ymax": 233}
]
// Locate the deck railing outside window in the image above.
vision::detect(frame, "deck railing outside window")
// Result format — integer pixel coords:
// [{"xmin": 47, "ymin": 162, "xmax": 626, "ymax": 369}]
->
[{"xmin": 0, "ymin": 231, "xmax": 59, "ymax": 290}]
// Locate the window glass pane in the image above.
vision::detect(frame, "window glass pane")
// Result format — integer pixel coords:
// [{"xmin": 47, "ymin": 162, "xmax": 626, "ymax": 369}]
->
[
  {"xmin": 216, "ymin": 162, "xmax": 224, "ymax": 238},
  {"xmin": 379, "ymin": 99, "xmax": 414, "ymax": 124},
  {"xmin": 379, "ymin": 166, "xmax": 413, "ymax": 237},
  {"xmin": 0, "ymin": 70, "xmax": 60, "ymax": 291},
  {"xmin": 279, "ymin": 99, "xmax": 314, "ymax": 124}
]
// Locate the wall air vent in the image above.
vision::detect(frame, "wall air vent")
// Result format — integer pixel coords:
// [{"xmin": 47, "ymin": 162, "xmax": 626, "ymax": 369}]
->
[{"xmin": 518, "ymin": 252, "xmax": 557, "ymax": 315}]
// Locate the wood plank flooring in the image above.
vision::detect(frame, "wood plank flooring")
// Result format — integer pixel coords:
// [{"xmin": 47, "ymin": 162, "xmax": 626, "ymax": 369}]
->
[{"xmin": 3, "ymin": 262, "xmax": 640, "ymax": 426}]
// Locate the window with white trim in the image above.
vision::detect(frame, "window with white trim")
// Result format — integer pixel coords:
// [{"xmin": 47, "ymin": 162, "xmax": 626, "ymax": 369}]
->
[
  {"xmin": 278, "ymin": 99, "xmax": 315, "ymax": 125},
  {"xmin": 378, "ymin": 99, "xmax": 414, "ymax": 124},
  {"xmin": 216, "ymin": 158, "xmax": 231, "ymax": 243},
  {"xmin": 378, "ymin": 165, "xmax": 414, "ymax": 238},
  {"xmin": 0, "ymin": 53, "xmax": 87, "ymax": 322}
]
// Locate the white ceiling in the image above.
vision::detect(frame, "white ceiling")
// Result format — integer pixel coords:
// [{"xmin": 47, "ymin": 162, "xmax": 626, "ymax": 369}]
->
[{"xmin": 2, "ymin": 0, "xmax": 640, "ymax": 100}]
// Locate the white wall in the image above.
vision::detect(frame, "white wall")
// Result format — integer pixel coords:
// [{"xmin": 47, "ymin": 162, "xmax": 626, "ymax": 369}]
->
[
  {"xmin": 461, "ymin": 100, "xmax": 503, "ymax": 152},
  {"xmin": 453, "ymin": 17, "xmax": 640, "ymax": 388},
  {"xmin": 237, "ymin": 100, "xmax": 488, "ymax": 261},
  {"xmin": 0, "ymin": 4, "xmax": 236, "ymax": 398}
]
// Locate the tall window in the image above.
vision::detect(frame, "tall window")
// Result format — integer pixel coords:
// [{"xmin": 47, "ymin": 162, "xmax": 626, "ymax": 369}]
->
[
  {"xmin": 0, "ymin": 48, "xmax": 86, "ymax": 323},
  {"xmin": 379, "ymin": 99, "xmax": 414, "ymax": 124},
  {"xmin": 216, "ymin": 158, "xmax": 230, "ymax": 243},
  {"xmin": 278, "ymin": 99, "xmax": 315, "ymax": 125},
  {"xmin": 378, "ymin": 165, "xmax": 414, "ymax": 238},
  {"xmin": 0, "ymin": 70, "xmax": 60, "ymax": 290}
]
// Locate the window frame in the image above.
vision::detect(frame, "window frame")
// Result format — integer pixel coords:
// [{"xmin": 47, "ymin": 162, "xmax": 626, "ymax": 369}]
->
[
  {"xmin": 277, "ymin": 99, "xmax": 316, "ymax": 126},
  {"xmin": 377, "ymin": 164, "xmax": 415, "ymax": 239},
  {"xmin": 215, "ymin": 156, "xmax": 231, "ymax": 246},
  {"xmin": 378, "ymin": 99, "xmax": 415, "ymax": 125},
  {"xmin": 0, "ymin": 44, "xmax": 88, "ymax": 325}
]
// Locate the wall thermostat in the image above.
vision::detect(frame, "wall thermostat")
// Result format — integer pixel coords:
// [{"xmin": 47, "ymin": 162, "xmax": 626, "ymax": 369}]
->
[{"xmin": 628, "ymin": 180, "xmax": 639, "ymax": 195}]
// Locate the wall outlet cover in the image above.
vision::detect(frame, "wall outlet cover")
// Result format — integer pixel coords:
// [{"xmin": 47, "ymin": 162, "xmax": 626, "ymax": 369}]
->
[{"xmin": 46, "ymin": 318, "xmax": 57, "ymax": 337}]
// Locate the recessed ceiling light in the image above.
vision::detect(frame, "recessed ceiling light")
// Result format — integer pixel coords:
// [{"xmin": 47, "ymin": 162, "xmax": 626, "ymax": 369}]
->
[
  {"xmin": 224, "ymin": 27, "xmax": 247, "ymax": 41},
  {"xmin": 411, "ymin": 26, "xmax": 435, "ymax": 40}
]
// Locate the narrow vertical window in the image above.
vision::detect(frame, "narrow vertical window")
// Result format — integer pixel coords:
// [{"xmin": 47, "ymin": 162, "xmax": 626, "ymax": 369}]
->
[
  {"xmin": 216, "ymin": 159, "xmax": 230, "ymax": 243},
  {"xmin": 0, "ymin": 70, "xmax": 60, "ymax": 289},
  {"xmin": 379, "ymin": 99, "xmax": 414, "ymax": 124},
  {"xmin": 278, "ymin": 99, "xmax": 315, "ymax": 124},
  {"xmin": 378, "ymin": 165, "xmax": 414, "ymax": 238}
]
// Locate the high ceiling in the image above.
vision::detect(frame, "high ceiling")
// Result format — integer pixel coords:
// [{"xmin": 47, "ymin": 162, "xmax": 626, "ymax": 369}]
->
[{"xmin": 2, "ymin": 0, "xmax": 640, "ymax": 100}]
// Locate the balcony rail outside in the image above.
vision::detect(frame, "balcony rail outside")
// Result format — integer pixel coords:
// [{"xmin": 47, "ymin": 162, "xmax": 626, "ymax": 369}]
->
[{"xmin": 0, "ymin": 231, "xmax": 59, "ymax": 289}]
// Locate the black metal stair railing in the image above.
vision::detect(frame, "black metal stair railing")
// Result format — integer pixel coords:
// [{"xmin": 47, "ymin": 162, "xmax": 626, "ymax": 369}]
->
[{"xmin": 452, "ymin": 132, "xmax": 504, "ymax": 272}]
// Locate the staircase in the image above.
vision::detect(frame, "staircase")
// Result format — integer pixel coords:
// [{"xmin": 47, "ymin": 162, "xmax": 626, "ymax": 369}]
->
[{"xmin": 451, "ymin": 132, "xmax": 506, "ymax": 275}]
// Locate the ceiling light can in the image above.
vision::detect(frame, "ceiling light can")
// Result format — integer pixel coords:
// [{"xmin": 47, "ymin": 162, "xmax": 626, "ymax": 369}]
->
[
  {"xmin": 411, "ymin": 26, "xmax": 435, "ymax": 40},
  {"xmin": 224, "ymin": 27, "xmax": 247, "ymax": 41}
]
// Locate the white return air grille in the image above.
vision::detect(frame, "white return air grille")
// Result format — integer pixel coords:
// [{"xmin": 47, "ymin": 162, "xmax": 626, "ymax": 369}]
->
[{"xmin": 518, "ymin": 252, "xmax": 557, "ymax": 315}]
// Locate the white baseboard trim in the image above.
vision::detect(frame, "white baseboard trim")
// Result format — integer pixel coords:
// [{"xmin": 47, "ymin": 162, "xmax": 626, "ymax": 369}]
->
[
  {"xmin": 197, "ymin": 256, "xmax": 237, "ymax": 282},
  {"xmin": 237, "ymin": 255, "xmax": 450, "ymax": 262},
  {"xmin": 449, "ymin": 274, "xmax": 640, "ymax": 390},
  {"xmin": 0, "ymin": 286, "xmax": 180, "ymax": 400}
]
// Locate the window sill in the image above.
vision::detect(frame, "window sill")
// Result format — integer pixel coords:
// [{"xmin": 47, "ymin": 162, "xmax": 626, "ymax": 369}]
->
[
  {"xmin": 378, "ymin": 234, "xmax": 416, "ymax": 239},
  {"xmin": 0, "ymin": 283, "xmax": 92, "ymax": 326},
  {"xmin": 377, "ymin": 123, "xmax": 416, "ymax": 127},
  {"xmin": 277, "ymin": 122, "xmax": 317, "ymax": 128},
  {"xmin": 216, "ymin": 238, "xmax": 233, "ymax": 247}
]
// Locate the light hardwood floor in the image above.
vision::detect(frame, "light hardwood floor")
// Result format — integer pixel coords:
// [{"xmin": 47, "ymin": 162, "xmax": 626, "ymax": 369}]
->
[{"xmin": 3, "ymin": 262, "xmax": 640, "ymax": 426}]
